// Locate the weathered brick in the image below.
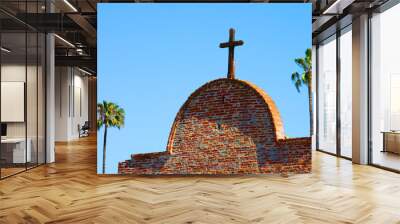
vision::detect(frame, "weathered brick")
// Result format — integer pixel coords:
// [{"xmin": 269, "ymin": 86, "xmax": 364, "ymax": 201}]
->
[{"xmin": 118, "ymin": 78, "xmax": 311, "ymax": 175}]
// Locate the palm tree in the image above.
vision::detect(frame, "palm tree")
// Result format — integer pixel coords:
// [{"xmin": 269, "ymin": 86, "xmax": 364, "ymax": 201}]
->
[
  {"xmin": 97, "ymin": 101, "xmax": 125, "ymax": 174},
  {"xmin": 291, "ymin": 48, "xmax": 312, "ymax": 136}
]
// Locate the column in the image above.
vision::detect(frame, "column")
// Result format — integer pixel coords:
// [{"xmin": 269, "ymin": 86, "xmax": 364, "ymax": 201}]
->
[{"xmin": 352, "ymin": 14, "xmax": 369, "ymax": 164}]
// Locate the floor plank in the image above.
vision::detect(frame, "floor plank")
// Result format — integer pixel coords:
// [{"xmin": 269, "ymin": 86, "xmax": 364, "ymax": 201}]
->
[{"xmin": 0, "ymin": 135, "xmax": 400, "ymax": 224}]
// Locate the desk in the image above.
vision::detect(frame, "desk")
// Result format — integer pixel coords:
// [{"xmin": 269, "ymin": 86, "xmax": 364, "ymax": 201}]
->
[
  {"xmin": 1, "ymin": 138, "xmax": 31, "ymax": 163},
  {"xmin": 382, "ymin": 131, "xmax": 400, "ymax": 154}
]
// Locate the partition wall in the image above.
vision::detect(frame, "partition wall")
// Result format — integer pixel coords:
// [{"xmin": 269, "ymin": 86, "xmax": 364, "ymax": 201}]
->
[{"xmin": 0, "ymin": 1, "xmax": 46, "ymax": 179}]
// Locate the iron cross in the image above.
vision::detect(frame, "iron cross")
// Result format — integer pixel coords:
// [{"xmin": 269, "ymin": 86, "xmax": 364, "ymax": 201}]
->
[{"xmin": 219, "ymin": 28, "xmax": 244, "ymax": 79}]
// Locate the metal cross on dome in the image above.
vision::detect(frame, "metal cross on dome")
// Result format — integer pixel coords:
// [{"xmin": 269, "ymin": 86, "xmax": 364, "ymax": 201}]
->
[{"xmin": 219, "ymin": 28, "xmax": 244, "ymax": 80}]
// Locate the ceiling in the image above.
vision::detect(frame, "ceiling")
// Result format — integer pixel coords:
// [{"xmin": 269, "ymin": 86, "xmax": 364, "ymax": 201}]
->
[
  {"xmin": 1, "ymin": 0, "xmax": 98, "ymax": 74},
  {"xmin": 311, "ymin": 0, "xmax": 391, "ymax": 43},
  {"xmin": 1, "ymin": 0, "xmax": 393, "ymax": 74}
]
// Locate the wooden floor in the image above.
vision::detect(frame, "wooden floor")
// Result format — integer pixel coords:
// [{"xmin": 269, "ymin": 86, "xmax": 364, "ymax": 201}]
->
[
  {"xmin": 0, "ymin": 167, "xmax": 26, "ymax": 178},
  {"xmin": 373, "ymin": 151, "xmax": 400, "ymax": 171},
  {"xmin": 1, "ymin": 135, "xmax": 400, "ymax": 224}
]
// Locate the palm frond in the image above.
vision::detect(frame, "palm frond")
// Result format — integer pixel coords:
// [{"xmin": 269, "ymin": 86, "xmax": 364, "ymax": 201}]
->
[
  {"xmin": 97, "ymin": 100, "xmax": 126, "ymax": 130},
  {"xmin": 292, "ymin": 48, "xmax": 312, "ymax": 91},
  {"xmin": 291, "ymin": 72, "xmax": 302, "ymax": 92}
]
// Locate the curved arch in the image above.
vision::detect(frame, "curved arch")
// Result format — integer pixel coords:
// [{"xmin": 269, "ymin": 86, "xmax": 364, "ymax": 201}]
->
[
  {"xmin": 166, "ymin": 78, "xmax": 285, "ymax": 154},
  {"xmin": 239, "ymin": 80, "xmax": 285, "ymax": 140}
]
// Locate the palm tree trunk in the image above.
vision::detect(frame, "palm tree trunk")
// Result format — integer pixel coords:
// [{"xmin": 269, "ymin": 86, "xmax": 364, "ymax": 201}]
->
[
  {"xmin": 308, "ymin": 84, "xmax": 313, "ymax": 137},
  {"xmin": 102, "ymin": 125, "xmax": 107, "ymax": 174}
]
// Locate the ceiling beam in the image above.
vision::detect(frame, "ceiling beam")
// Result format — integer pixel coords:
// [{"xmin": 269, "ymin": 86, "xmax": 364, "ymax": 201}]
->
[
  {"xmin": 55, "ymin": 55, "xmax": 96, "ymax": 72},
  {"xmin": 67, "ymin": 13, "xmax": 97, "ymax": 45}
]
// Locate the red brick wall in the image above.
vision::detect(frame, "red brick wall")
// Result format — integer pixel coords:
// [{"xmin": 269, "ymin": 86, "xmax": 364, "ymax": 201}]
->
[{"xmin": 118, "ymin": 78, "xmax": 311, "ymax": 175}]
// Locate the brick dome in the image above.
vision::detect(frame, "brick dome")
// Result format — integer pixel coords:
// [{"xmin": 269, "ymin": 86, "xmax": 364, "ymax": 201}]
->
[
  {"xmin": 166, "ymin": 78, "xmax": 285, "ymax": 154},
  {"xmin": 118, "ymin": 78, "xmax": 311, "ymax": 175}
]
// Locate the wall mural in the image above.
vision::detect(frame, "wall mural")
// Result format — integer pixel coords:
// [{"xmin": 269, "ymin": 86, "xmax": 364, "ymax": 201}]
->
[{"xmin": 97, "ymin": 4, "xmax": 312, "ymax": 175}]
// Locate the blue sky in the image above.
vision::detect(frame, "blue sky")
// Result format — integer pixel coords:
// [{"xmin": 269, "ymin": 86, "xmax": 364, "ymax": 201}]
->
[{"xmin": 98, "ymin": 3, "xmax": 311, "ymax": 174}]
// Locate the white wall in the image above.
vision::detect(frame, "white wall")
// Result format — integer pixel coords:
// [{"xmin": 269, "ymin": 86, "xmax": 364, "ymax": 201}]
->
[
  {"xmin": 55, "ymin": 67, "xmax": 89, "ymax": 141},
  {"xmin": 1, "ymin": 65, "xmax": 26, "ymax": 139},
  {"xmin": 1, "ymin": 65, "xmax": 40, "ymax": 137},
  {"xmin": 72, "ymin": 73, "xmax": 89, "ymax": 138},
  {"xmin": 1, "ymin": 63, "xmax": 46, "ymax": 164},
  {"xmin": 55, "ymin": 66, "xmax": 69, "ymax": 141},
  {"xmin": 312, "ymin": 45, "xmax": 317, "ymax": 151}
]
